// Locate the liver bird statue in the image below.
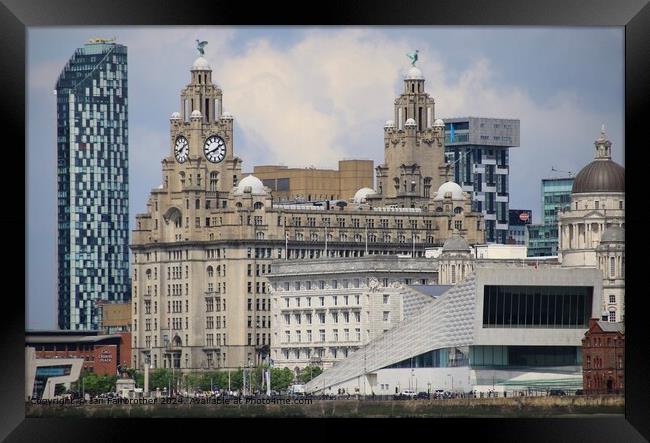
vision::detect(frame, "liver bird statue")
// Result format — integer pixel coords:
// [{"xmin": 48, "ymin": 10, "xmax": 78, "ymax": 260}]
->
[
  {"xmin": 407, "ymin": 49, "xmax": 419, "ymax": 67},
  {"xmin": 196, "ymin": 39, "xmax": 208, "ymax": 56}
]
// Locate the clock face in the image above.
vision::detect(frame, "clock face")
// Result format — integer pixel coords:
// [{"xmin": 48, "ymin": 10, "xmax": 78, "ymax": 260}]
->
[
  {"xmin": 204, "ymin": 135, "xmax": 226, "ymax": 163},
  {"xmin": 174, "ymin": 136, "xmax": 189, "ymax": 163}
]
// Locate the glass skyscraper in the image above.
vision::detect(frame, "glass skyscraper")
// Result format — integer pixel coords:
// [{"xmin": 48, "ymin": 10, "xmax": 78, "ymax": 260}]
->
[
  {"xmin": 443, "ymin": 117, "xmax": 520, "ymax": 244},
  {"xmin": 56, "ymin": 39, "xmax": 130, "ymax": 330},
  {"xmin": 527, "ymin": 177, "xmax": 574, "ymax": 257}
]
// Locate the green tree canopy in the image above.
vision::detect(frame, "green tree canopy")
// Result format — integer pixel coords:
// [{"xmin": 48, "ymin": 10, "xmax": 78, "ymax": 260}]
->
[{"xmin": 297, "ymin": 365, "xmax": 323, "ymax": 384}]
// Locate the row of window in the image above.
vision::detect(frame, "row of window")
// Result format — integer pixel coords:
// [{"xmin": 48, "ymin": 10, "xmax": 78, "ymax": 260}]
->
[
  {"xmin": 206, "ymin": 316, "xmax": 226, "ymax": 329},
  {"xmin": 247, "ymin": 315, "xmax": 270, "ymax": 328},
  {"xmin": 283, "ymin": 310, "xmax": 363, "ymax": 325},
  {"xmin": 247, "ymin": 333, "xmax": 269, "ymax": 346},
  {"xmin": 279, "ymin": 346, "xmax": 357, "ymax": 360},
  {"xmin": 283, "ymin": 328, "xmax": 363, "ymax": 343},
  {"xmin": 247, "ymin": 298, "xmax": 270, "ymax": 312}
]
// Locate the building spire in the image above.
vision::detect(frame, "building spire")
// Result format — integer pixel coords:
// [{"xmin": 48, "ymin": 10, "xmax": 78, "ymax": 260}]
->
[{"xmin": 594, "ymin": 124, "xmax": 612, "ymax": 160}]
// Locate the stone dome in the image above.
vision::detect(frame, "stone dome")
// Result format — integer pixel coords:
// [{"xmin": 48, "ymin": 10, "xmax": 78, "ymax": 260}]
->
[
  {"xmin": 234, "ymin": 175, "xmax": 267, "ymax": 195},
  {"xmin": 433, "ymin": 118, "xmax": 445, "ymax": 127},
  {"xmin": 170, "ymin": 112, "xmax": 181, "ymax": 120},
  {"xmin": 405, "ymin": 66, "xmax": 424, "ymax": 80},
  {"xmin": 190, "ymin": 109, "xmax": 202, "ymax": 119},
  {"xmin": 434, "ymin": 181, "xmax": 464, "ymax": 201},
  {"xmin": 384, "ymin": 120, "xmax": 395, "ymax": 128},
  {"xmin": 442, "ymin": 235, "xmax": 470, "ymax": 252},
  {"xmin": 221, "ymin": 112, "xmax": 233, "ymax": 120},
  {"xmin": 600, "ymin": 226, "xmax": 625, "ymax": 244},
  {"xmin": 572, "ymin": 159, "xmax": 624, "ymax": 194},
  {"xmin": 353, "ymin": 187, "xmax": 376, "ymax": 204},
  {"xmin": 405, "ymin": 118, "xmax": 417, "ymax": 128},
  {"xmin": 192, "ymin": 56, "xmax": 211, "ymax": 71}
]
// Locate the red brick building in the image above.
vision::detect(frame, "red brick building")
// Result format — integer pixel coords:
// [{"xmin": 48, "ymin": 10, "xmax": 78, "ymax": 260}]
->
[
  {"xmin": 582, "ymin": 319, "xmax": 624, "ymax": 394},
  {"xmin": 26, "ymin": 330, "xmax": 131, "ymax": 376}
]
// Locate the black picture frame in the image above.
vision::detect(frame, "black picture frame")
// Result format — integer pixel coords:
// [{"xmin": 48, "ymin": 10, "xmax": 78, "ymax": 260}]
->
[{"xmin": 4, "ymin": 0, "xmax": 648, "ymax": 440}]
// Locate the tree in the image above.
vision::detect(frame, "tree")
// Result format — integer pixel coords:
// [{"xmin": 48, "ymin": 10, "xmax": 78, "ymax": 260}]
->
[
  {"xmin": 297, "ymin": 365, "xmax": 322, "ymax": 384},
  {"xmin": 76, "ymin": 372, "xmax": 118, "ymax": 396},
  {"xmin": 270, "ymin": 367, "xmax": 294, "ymax": 391}
]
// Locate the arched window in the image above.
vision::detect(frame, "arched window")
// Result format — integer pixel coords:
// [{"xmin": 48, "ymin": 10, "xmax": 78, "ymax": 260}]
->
[
  {"xmin": 454, "ymin": 207, "xmax": 463, "ymax": 214},
  {"xmin": 236, "ymin": 202, "xmax": 243, "ymax": 208},
  {"xmin": 254, "ymin": 201, "xmax": 263, "ymax": 210}
]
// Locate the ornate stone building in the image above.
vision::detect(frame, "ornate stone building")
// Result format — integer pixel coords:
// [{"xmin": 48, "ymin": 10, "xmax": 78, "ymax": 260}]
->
[
  {"xmin": 559, "ymin": 127, "xmax": 625, "ymax": 321},
  {"xmin": 596, "ymin": 227, "xmax": 625, "ymax": 322},
  {"xmin": 368, "ymin": 66, "xmax": 449, "ymax": 208},
  {"xmin": 130, "ymin": 51, "xmax": 485, "ymax": 372},
  {"xmin": 267, "ymin": 256, "xmax": 443, "ymax": 371}
]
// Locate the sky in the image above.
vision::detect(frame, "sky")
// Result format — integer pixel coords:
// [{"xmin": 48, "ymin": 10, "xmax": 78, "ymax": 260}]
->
[{"xmin": 26, "ymin": 26, "xmax": 625, "ymax": 330}]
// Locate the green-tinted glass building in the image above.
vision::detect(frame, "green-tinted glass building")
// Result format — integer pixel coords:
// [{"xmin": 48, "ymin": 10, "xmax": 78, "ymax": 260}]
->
[
  {"xmin": 527, "ymin": 177, "xmax": 574, "ymax": 257},
  {"xmin": 56, "ymin": 40, "xmax": 130, "ymax": 330}
]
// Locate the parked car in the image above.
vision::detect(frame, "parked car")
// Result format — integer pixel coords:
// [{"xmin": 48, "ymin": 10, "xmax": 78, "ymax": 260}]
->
[
  {"xmin": 575, "ymin": 389, "xmax": 584, "ymax": 396},
  {"xmin": 400, "ymin": 389, "xmax": 417, "ymax": 398},
  {"xmin": 416, "ymin": 392, "xmax": 430, "ymax": 399},
  {"xmin": 549, "ymin": 389, "xmax": 566, "ymax": 396}
]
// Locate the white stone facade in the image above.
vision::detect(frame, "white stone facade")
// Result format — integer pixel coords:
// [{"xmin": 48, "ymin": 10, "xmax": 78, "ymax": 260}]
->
[{"xmin": 268, "ymin": 257, "xmax": 439, "ymax": 371}]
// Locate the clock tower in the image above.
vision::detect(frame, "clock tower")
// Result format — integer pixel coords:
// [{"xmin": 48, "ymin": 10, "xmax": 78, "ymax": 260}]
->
[{"xmin": 163, "ymin": 51, "xmax": 242, "ymax": 197}]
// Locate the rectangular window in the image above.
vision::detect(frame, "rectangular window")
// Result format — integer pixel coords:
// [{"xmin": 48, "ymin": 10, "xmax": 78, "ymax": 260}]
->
[{"xmin": 482, "ymin": 285, "xmax": 592, "ymax": 328}]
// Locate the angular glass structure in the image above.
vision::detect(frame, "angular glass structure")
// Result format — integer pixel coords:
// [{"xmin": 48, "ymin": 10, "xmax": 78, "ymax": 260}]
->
[{"xmin": 56, "ymin": 40, "xmax": 130, "ymax": 330}]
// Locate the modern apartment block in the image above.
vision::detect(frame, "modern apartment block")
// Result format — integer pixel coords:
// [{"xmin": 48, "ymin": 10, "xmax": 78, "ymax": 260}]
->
[
  {"xmin": 56, "ymin": 38, "xmax": 130, "ymax": 330},
  {"xmin": 442, "ymin": 117, "xmax": 520, "ymax": 244},
  {"xmin": 527, "ymin": 178, "xmax": 574, "ymax": 257}
]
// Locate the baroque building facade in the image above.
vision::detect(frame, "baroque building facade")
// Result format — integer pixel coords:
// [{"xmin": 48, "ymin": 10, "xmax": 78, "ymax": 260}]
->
[
  {"xmin": 130, "ymin": 51, "xmax": 485, "ymax": 372},
  {"xmin": 558, "ymin": 127, "xmax": 625, "ymax": 322}
]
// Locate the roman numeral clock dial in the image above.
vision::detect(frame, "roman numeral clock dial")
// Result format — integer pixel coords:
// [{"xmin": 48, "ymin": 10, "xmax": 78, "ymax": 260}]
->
[
  {"xmin": 204, "ymin": 135, "xmax": 226, "ymax": 163},
  {"xmin": 174, "ymin": 136, "xmax": 189, "ymax": 163}
]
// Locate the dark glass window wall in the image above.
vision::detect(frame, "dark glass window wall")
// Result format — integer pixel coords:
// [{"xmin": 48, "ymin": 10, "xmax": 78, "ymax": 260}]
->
[{"xmin": 483, "ymin": 285, "xmax": 593, "ymax": 328}]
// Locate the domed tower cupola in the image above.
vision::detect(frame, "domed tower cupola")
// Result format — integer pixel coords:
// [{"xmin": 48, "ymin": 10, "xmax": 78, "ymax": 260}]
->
[
  {"xmin": 572, "ymin": 125, "xmax": 625, "ymax": 194},
  {"xmin": 179, "ymin": 40, "xmax": 223, "ymax": 124},
  {"xmin": 594, "ymin": 124, "xmax": 612, "ymax": 160}
]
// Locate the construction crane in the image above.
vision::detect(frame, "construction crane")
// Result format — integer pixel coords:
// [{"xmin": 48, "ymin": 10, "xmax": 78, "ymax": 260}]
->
[{"xmin": 551, "ymin": 166, "xmax": 573, "ymax": 177}]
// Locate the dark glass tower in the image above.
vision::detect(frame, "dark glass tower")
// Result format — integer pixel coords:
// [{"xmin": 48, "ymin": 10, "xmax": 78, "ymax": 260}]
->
[{"xmin": 56, "ymin": 39, "xmax": 130, "ymax": 330}]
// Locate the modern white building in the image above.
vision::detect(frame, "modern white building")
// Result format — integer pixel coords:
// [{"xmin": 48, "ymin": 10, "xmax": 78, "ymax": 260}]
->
[
  {"xmin": 305, "ymin": 265, "xmax": 602, "ymax": 396},
  {"xmin": 25, "ymin": 347, "xmax": 83, "ymax": 400},
  {"xmin": 268, "ymin": 256, "xmax": 449, "ymax": 371}
]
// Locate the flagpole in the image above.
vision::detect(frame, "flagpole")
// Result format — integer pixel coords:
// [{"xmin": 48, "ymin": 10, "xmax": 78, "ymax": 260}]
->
[
  {"xmin": 285, "ymin": 231, "xmax": 288, "ymax": 260},
  {"xmin": 325, "ymin": 221, "xmax": 328, "ymax": 257}
]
